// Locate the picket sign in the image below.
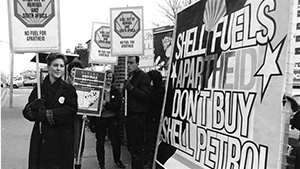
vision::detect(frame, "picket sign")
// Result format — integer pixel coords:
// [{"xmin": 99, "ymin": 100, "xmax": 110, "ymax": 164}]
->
[{"xmin": 153, "ymin": 0, "xmax": 296, "ymax": 168}]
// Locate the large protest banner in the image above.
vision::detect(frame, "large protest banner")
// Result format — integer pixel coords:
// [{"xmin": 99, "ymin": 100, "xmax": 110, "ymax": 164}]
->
[
  {"xmin": 89, "ymin": 22, "xmax": 117, "ymax": 64},
  {"xmin": 155, "ymin": 0, "xmax": 293, "ymax": 168},
  {"xmin": 8, "ymin": 0, "xmax": 61, "ymax": 53}
]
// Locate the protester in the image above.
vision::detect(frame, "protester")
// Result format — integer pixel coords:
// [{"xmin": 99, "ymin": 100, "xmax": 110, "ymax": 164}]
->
[
  {"xmin": 123, "ymin": 56, "xmax": 151, "ymax": 169},
  {"xmin": 285, "ymin": 95, "xmax": 300, "ymax": 169},
  {"xmin": 144, "ymin": 70, "xmax": 165, "ymax": 169},
  {"xmin": 67, "ymin": 59, "xmax": 85, "ymax": 168},
  {"xmin": 22, "ymin": 53, "xmax": 78, "ymax": 169},
  {"xmin": 90, "ymin": 70, "xmax": 126, "ymax": 169}
]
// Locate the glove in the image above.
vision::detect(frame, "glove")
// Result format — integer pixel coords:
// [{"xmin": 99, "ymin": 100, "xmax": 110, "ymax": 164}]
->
[
  {"xmin": 23, "ymin": 103, "xmax": 36, "ymax": 121},
  {"xmin": 124, "ymin": 80, "xmax": 133, "ymax": 91},
  {"xmin": 30, "ymin": 98, "xmax": 46, "ymax": 111},
  {"xmin": 35, "ymin": 109, "xmax": 55, "ymax": 126},
  {"xmin": 35, "ymin": 109, "xmax": 47, "ymax": 122}
]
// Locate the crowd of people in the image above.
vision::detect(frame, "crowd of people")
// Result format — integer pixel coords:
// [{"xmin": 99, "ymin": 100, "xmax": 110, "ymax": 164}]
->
[{"xmin": 22, "ymin": 53, "xmax": 165, "ymax": 169}]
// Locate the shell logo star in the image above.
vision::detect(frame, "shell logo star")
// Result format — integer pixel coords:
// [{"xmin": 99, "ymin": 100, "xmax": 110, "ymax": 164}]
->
[{"xmin": 254, "ymin": 36, "xmax": 286, "ymax": 101}]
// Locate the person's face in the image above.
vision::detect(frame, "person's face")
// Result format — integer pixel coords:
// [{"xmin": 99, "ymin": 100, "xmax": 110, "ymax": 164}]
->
[
  {"xmin": 127, "ymin": 56, "xmax": 138, "ymax": 74},
  {"xmin": 70, "ymin": 67, "xmax": 76, "ymax": 79},
  {"xmin": 106, "ymin": 72, "xmax": 113, "ymax": 86},
  {"xmin": 48, "ymin": 58, "xmax": 65, "ymax": 80}
]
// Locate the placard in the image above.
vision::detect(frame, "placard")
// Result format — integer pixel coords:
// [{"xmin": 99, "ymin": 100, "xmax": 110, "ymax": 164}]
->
[
  {"xmin": 153, "ymin": 25, "xmax": 174, "ymax": 71},
  {"xmin": 155, "ymin": 0, "xmax": 293, "ymax": 168},
  {"xmin": 139, "ymin": 29, "xmax": 154, "ymax": 68},
  {"xmin": 89, "ymin": 22, "xmax": 117, "ymax": 64},
  {"xmin": 7, "ymin": 0, "xmax": 61, "ymax": 53},
  {"xmin": 110, "ymin": 6, "xmax": 144, "ymax": 56},
  {"xmin": 73, "ymin": 68, "xmax": 105, "ymax": 117}
]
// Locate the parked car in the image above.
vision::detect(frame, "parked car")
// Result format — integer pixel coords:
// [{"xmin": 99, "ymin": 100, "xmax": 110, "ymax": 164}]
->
[
  {"xmin": 23, "ymin": 78, "xmax": 37, "ymax": 86},
  {"xmin": 12, "ymin": 76, "xmax": 24, "ymax": 88}
]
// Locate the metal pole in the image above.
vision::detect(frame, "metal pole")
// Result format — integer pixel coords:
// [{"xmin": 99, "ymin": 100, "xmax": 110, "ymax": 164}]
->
[
  {"xmin": 125, "ymin": 56, "xmax": 128, "ymax": 116},
  {"xmin": 36, "ymin": 53, "xmax": 41, "ymax": 98},
  {"xmin": 75, "ymin": 115, "xmax": 87, "ymax": 169},
  {"xmin": 9, "ymin": 51, "xmax": 14, "ymax": 108},
  {"xmin": 36, "ymin": 53, "xmax": 42, "ymax": 134}
]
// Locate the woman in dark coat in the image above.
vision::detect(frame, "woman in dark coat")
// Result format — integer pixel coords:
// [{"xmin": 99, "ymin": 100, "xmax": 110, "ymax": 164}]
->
[
  {"xmin": 22, "ymin": 53, "xmax": 78, "ymax": 169},
  {"xmin": 90, "ymin": 70, "xmax": 125, "ymax": 169}
]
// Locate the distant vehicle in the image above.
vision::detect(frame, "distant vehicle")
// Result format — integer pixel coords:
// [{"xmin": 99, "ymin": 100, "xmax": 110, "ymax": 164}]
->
[
  {"xmin": 12, "ymin": 76, "xmax": 24, "ymax": 88},
  {"xmin": 23, "ymin": 78, "xmax": 37, "ymax": 86}
]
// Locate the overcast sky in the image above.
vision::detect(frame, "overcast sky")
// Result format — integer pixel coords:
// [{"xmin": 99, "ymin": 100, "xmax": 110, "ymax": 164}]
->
[{"xmin": 0, "ymin": 0, "xmax": 170, "ymax": 75}]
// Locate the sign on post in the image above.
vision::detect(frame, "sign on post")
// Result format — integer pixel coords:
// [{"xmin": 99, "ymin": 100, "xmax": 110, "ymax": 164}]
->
[
  {"xmin": 110, "ymin": 6, "xmax": 144, "ymax": 56},
  {"xmin": 73, "ymin": 68, "xmax": 106, "ymax": 117},
  {"xmin": 89, "ymin": 22, "xmax": 117, "ymax": 64},
  {"xmin": 153, "ymin": 25, "xmax": 174, "ymax": 71},
  {"xmin": 7, "ymin": 0, "xmax": 61, "ymax": 53},
  {"xmin": 139, "ymin": 29, "xmax": 154, "ymax": 68},
  {"xmin": 155, "ymin": 0, "xmax": 293, "ymax": 168}
]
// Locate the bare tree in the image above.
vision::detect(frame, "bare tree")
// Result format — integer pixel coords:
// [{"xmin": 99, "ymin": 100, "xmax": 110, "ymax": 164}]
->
[{"xmin": 154, "ymin": 0, "xmax": 196, "ymax": 26}]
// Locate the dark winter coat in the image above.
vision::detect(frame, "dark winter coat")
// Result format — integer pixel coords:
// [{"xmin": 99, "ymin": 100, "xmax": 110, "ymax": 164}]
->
[
  {"xmin": 126, "ymin": 69, "xmax": 151, "ymax": 115},
  {"xmin": 22, "ymin": 75, "xmax": 78, "ymax": 169},
  {"xmin": 89, "ymin": 84, "xmax": 122, "ymax": 132},
  {"xmin": 147, "ymin": 84, "xmax": 165, "ymax": 123},
  {"xmin": 102, "ymin": 85, "xmax": 123, "ymax": 115}
]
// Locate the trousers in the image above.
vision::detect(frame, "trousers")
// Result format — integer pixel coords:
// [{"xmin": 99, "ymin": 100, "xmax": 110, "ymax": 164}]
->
[
  {"xmin": 95, "ymin": 116, "xmax": 121, "ymax": 166},
  {"xmin": 125, "ymin": 114, "xmax": 145, "ymax": 169}
]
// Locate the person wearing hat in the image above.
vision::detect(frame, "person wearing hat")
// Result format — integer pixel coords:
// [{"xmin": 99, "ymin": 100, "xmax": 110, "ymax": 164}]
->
[{"xmin": 22, "ymin": 53, "xmax": 78, "ymax": 169}]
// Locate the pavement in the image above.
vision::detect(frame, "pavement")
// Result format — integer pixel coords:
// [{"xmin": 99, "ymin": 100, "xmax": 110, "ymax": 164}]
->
[{"xmin": 1, "ymin": 87, "xmax": 132, "ymax": 169}]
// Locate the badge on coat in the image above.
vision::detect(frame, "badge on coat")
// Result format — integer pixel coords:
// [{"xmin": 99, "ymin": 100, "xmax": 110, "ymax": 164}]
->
[{"xmin": 59, "ymin": 96, "xmax": 65, "ymax": 104}]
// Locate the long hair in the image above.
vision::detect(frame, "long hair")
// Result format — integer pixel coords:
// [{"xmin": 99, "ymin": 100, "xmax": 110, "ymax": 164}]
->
[{"xmin": 105, "ymin": 69, "xmax": 115, "ymax": 83}]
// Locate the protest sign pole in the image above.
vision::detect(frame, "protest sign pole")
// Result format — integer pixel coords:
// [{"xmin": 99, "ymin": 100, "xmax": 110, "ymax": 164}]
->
[
  {"xmin": 75, "ymin": 115, "xmax": 87, "ymax": 169},
  {"xmin": 125, "ymin": 56, "xmax": 128, "ymax": 116},
  {"xmin": 9, "ymin": 50, "xmax": 14, "ymax": 108},
  {"xmin": 35, "ymin": 53, "xmax": 41, "ymax": 98},
  {"xmin": 35, "ymin": 53, "xmax": 42, "ymax": 134}
]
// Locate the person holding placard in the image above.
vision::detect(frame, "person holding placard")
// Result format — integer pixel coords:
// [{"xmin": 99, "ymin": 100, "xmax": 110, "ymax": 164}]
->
[
  {"xmin": 123, "ymin": 56, "xmax": 151, "ymax": 169},
  {"xmin": 67, "ymin": 59, "xmax": 86, "ymax": 167},
  {"xmin": 90, "ymin": 70, "xmax": 125, "ymax": 169},
  {"xmin": 22, "ymin": 53, "xmax": 78, "ymax": 169}
]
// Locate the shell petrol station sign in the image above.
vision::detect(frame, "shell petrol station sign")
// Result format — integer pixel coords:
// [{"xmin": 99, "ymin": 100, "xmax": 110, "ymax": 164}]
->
[
  {"xmin": 8, "ymin": 0, "xmax": 61, "ymax": 53},
  {"xmin": 110, "ymin": 6, "xmax": 144, "ymax": 56}
]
